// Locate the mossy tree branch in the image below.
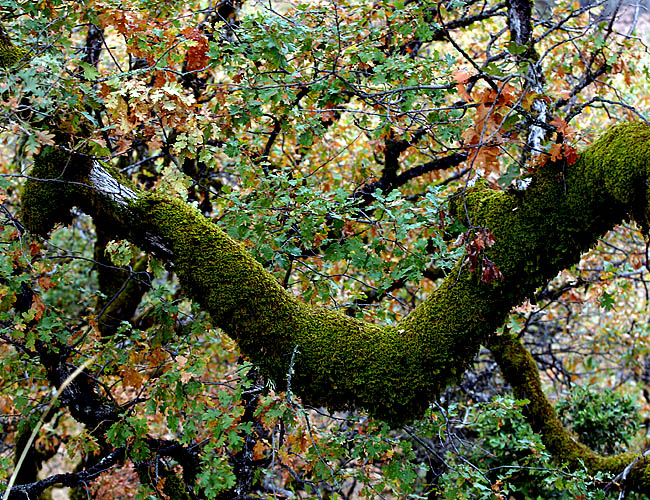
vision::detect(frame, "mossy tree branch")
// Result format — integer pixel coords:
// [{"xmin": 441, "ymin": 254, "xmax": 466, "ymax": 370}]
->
[
  {"xmin": 488, "ymin": 333, "xmax": 650, "ymax": 493},
  {"xmin": 3, "ymin": 3, "xmax": 650, "ymax": 491},
  {"xmin": 18, "ymin": 123, "xmax": 650, "ymax": 488},
  {"xmin": 19, "ymin": 122, "xmax": 650, "ymax": 423}
]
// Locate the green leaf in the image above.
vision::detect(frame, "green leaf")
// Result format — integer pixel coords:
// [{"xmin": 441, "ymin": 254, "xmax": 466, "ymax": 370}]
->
[
  {"xmin": 78, "ymin": 61, "xmax": 99, "ymax": 81},
  {"xmin": 298, "ymin": 131, "xmax": 313, "ymax": 146},
  {"xmin": 506, "ymin": 42, "xmax": 528, "ymax": 55},
  {"xmin": 599, "ymin": 290, "xmax": 615, "ymax": 310}
]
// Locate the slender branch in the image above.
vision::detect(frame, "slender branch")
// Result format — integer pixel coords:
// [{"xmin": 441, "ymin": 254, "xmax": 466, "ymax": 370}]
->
[
  {"xmin": 353, "ymin": 152, "xmax": 468, "ymax": 204},
  {"xmin": 488, "ymin": 333, "xmax": 650, "ymax": 490},
  {"xmin": 5, "ymin": 448, "xmax": 126, "ymax": 500}
]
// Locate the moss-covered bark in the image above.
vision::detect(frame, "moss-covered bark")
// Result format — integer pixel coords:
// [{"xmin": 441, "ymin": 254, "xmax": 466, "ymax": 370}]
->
[
  {"xmin": 488, "ymin": 333, "xmax": 650, "ymax": 493},
  {"xmin": 20, "ymin": 123, "xmax": 650, "ymax": 425},
  {"xmin": 0, "ymin": 24, "xmax": 27, "ymax": 68},
  {"xmin": 18, "ymin": 122, "xmax": 650, "ymax": 487}
]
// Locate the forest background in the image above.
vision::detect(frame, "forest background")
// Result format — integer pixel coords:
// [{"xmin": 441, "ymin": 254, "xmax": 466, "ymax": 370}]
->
[{"xmin": 1, "ymin": 0, "xmax": 650, "ymax": 498}]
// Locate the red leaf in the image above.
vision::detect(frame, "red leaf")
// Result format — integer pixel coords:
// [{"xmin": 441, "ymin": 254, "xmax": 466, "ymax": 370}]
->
[
  {"xmin": 185, "ymin": 29, "xmax": 210, "ymax": 72},
  {"xmin": 481, "ymin": 258, "xmax": 503, "ymax": 284},
  {"xmin": 563, "ymin": 145, "xmax": 578, "ymax": 166}
]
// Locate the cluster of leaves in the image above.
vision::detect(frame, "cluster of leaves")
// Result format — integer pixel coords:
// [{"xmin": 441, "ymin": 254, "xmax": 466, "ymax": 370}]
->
[
  {"xmin": 456, "ymin": 227, "xmax": 503, "ymax": 284},
  {"xmin": 556, "ymin": 385, "xmax": 641, "ymax": 455},
  {"xmin": 436, "ymin": 396, "xmax": 618, "ymax": 500}
]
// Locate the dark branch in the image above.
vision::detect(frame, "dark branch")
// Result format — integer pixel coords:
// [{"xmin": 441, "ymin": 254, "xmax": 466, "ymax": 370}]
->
[
  {"xmin": 353, "ymin": 152, "xmax": 468, "ymax": 203},
  {"xmin": 6, "ymin": 448, "xmax": 126, "ymax": 499}
]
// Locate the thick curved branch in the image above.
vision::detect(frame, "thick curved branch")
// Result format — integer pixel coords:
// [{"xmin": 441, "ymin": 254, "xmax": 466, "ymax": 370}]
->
[
  {"xmin": 4, "ymin": 7, "xmax": 650, "ymax": 491},
  {"xmin": 19, "ymin": 122, "xmax": 650, "ymax": 428}
]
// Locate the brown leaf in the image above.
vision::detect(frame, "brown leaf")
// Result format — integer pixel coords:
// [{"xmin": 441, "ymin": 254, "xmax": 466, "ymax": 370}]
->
[
  {"xmin": 549, "ymin": 117, "xmax": 572, "ymax": 138},
  {"xmin": 122, "ymin": 366, "xmax": 144, "ymax": 390},
  {"xmin": 549, "ymin": 143, "xmax": 563, "ymax": 162},
  {"xmin": 34, "ymin": 130, "xmax": 55, "ymax": 146},
  {"xmin": 29, "ymin": 241, "xmax": 41, "ymax": 256},
  {"xmin": 37, "ymin": 276, "xmax": 53, "ymax": 290},
  {"xmin": 481, "ymin": 258, "xmax": 503, "ymax": 284},
  {"xmin": 30, "ymin": 293, "xmax": 46, "ymax": 322},
  {"xmin": 253, "ymin": 440, "xmax": 266, "ymax": 460}
]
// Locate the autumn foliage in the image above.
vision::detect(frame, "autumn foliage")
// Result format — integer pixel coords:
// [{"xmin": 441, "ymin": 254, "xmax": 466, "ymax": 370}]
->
[{"xmin": 0, "ymin": 0, "xmax": 649, "ymax": 498}]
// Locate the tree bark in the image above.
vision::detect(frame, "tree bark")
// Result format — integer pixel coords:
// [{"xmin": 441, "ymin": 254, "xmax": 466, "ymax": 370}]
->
[{"xmin": 20, "ymin": 123, "xmax": 650, "ymax": 426}]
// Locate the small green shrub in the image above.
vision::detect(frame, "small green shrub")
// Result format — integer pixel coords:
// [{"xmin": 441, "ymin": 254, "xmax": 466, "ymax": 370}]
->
[
  {"xmin": 556, "ymin": 385, "xmax": 640, "ymax": 455},
  {"xmin": 436, "ymin": 396, "xmax": 612, "ymax": 499}
]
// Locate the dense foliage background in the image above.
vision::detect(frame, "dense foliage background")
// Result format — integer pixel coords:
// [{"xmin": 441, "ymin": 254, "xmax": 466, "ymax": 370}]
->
[{"xmin": 1, "ymin": 0, "xmax": 650, "ymax": 498}]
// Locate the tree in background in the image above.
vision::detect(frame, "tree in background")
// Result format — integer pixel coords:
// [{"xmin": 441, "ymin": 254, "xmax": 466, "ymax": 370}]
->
[{"xmin": 0, "ymin": 0, "xmax": 650, "ymax": 497}]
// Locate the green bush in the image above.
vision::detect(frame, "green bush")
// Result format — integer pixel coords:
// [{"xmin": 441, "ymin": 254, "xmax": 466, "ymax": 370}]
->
[
  {"xmin": 436, "ymin": 396, "xmax": 612, "ymax": 499},
  {"xmin": 556, "ymin": 385, "xmax": 640, "ymax": 454}
]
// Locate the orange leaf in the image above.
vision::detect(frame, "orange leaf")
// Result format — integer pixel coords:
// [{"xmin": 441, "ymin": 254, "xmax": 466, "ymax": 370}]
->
[
  {"xmin": 186, "ymin": 33, "xmax": 210, "ymax": 72},
  {"xmin": 30, "ymin": 294, "xmax": 46, "ymax": 323},
  {"xmin": 29, "ymin": 241, "xmax": 41, "ymax": 256},
  {"xmin": 549, "ymin": 143, "xmax": 578, "ymax": 165},
  {"xmin": 476, "ymin": 146, "xmax": 501, "ymax": 174},
  {"xmin": 122, "ymin": 366, "xmax": 144, "ymax": 389},
  {"xmin": 453, "ymin": 70, "xmax": 472, "ymax": 102},
  {"xmin": 498, "ymin": 83, "xmax": 518, "ymax": 106},
  {"xmin": 37, "ymin": 276, "xmax": 53, "ymax": 290},
  {"xmin": 549, "ymin": 143, "xmax": 563, "ymax": 162},
  {"xmin": 549, "ymin": 117, "xmax": 570, "ymax": 136},
  {"xmin": 148, "ymin": 347, "xmax": 167, "ymax": 366},
  {"xmin": 453, "ymin": 70, "xmax": 470, "ymax": 84},
  {"xmin": 253, "ymin": 440, "xmax": 266, "ymax": 460}
]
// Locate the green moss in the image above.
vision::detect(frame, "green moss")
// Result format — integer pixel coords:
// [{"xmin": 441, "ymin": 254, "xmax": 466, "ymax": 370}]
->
[
  {"xmin": 21, "ymin": 149, "xmax": 133, "ymax": 237},
  {"xmin": 21, "ymin": 148, "xmax": 89, "ymax": 236},
  {"xmin": 19, "ymin": 123, "xmax": 650, "ymax": 429},
  {"xmin": 129, "ymin": 195, "xmax": 441, "ymax": 423},
  {"xmin": 161, "ymin": 473, "xmax": 192, "ymax": 500},
  {"xmin": 0, "ymin": 44, "xmax": 27, "ymax": 68},
  {"xmin": 489, "ymin": 334, "xmax": 596, "ymax": 463},
  {"xmin": 575, "ymin": 122, "xmax": 650, "ymax": 229},
  {"xmin": 136, "ymin": 466, "xmax": 191, "ymax": 500},
  {"xmin": 447, "ymin": 123, "xmax": 650, "ymax": 302},
  {"xmin": 0, "ymin": 24, "xmax": 28, "ymax": 69}
]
